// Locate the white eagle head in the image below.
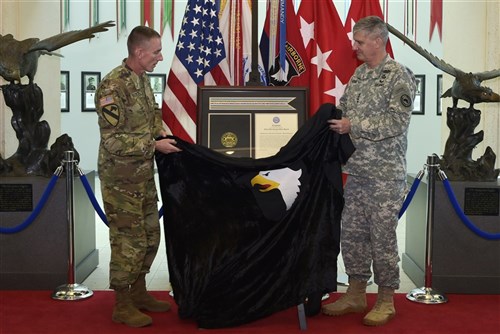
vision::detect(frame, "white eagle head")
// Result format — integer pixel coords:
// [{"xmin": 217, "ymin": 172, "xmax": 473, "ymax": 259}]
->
[{"xmin": 250, "ymin": 167, "xmax": 302, "ymax": 210}]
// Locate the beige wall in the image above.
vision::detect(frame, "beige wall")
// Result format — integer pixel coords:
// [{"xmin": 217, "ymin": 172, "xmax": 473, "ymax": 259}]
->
[
  {"xmin": 0, "ymin": 0, "xmax": 60, "ymax": 159},
  {"xmin": 483, "ymin": 2, "xmax": 499, "ymax": 168}
]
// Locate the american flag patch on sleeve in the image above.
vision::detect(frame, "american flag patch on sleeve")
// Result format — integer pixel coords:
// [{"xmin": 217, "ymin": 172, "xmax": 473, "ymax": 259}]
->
[{"xmin": 100, "ymin": 95, "xmax": 115, "ymax": 106}]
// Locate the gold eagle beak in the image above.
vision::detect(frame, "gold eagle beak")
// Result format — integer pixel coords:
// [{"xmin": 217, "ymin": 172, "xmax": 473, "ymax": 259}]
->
[{"xmin": 251, "ymin": 174, "xmax": 280, "ymax": 193}]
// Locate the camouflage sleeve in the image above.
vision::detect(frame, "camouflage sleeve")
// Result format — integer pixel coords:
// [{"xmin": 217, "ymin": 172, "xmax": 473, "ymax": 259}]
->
[
  {"xmin": 154, "ymin": 108, "xmax": 163, "ymax": 137},
  {"xmin": 337, "ymin": 82, "xmax": 349, "ymax": 116},
  {"xmin": 96, "ymin": 79, "xmax": 155, "ymax": 158},
  {"xmin": 350, "ymin": 68, "xmax": 415, "ymax": 141}
]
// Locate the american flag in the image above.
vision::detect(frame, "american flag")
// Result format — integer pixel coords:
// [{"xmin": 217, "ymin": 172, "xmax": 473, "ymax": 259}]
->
[{"xmin": 162, "ymin": 0, "xmax": 231, "ymax": 143}]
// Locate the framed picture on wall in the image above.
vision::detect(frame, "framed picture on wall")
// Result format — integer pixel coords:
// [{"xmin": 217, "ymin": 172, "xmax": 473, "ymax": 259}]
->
[
  {"xmin": 82, "ymin": 71, "xmax": 100, "ymax": 111},
  {"xmin": 437, "ymin": 74, "xmax": 443, "ymax": 116},
  {"xmin": 60, "ymin": 71, "xmax": 69, "ymax": 112},
  {"xmin": 147, "ymin": 73, "xmax": 166, "ymax": 109},
  {"xmin": 412, "ymin": 74, "xmax": 425, "ymax": 115}
]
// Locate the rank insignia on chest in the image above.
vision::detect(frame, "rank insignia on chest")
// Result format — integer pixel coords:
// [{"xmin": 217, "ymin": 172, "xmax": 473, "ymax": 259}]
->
[{"xmin": 102, "ymin": 104, "xmax": 120, "ymax": 126}]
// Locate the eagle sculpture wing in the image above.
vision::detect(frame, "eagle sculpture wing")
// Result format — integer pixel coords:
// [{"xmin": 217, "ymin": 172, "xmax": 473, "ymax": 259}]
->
[
  {"xmin": 387, "ymin": 23, "xmax": 500, "ymax": 107},
  {"xmin": 0, "ymin": 21, "xmax": 114, "ymax": 83},
  {"xmin": 386, "ymin": 23, "xmax": 461, "ymax": 77},
  {"xmin": 475, "ymin": 69, "xmax": 500, "ymax": 81},
  {"xmin": 27, "ymin": 21, "xmax": 115, "ymax": 53}
]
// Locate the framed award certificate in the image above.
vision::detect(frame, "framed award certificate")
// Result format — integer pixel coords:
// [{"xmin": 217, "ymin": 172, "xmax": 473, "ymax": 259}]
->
[{"xmin": 197, "ymin": 87, "xmax": 308, "ymax": 159}]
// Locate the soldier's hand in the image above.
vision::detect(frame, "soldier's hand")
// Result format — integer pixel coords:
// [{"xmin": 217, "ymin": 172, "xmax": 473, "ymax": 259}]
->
[
  {"xmin": 327, "ymin": 117, "xmax": 351, "ymax": 135},
  {"xmin": 155, "ymin": 138, "xmax": 181, "ymax": 154}
]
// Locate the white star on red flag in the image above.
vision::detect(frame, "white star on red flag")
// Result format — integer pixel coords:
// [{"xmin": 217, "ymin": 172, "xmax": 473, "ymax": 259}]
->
[
  {"xmin": 299, "ymin": 17, "xmax": 314, "ymax": 49},
  {"xmin": 298, "ymin": 0, "xmax": 357, "ymax": 115},
  {"xmin": 310, "ymin": 44, "xmax": 333, "ymax": 78},
  {"xmin": 325, "ymin": 76, "xmax": 347, "ymax": 102}
]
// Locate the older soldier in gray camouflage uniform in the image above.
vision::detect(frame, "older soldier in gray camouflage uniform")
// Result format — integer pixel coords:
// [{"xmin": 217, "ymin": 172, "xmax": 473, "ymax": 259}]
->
[
  {"xmin": 95, "ymin": 26, "xmax": 181, "ymax": 328},
  {"xmin": 322, "ymin": 16, "xmax": 416, "ymax": 326}
]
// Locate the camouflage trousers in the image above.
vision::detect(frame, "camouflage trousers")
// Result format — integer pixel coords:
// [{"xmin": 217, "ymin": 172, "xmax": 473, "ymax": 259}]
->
[
  {"xmin": 341, "ymin": 176, "xmax": 406, "ymax": 290},
  {"xmin": 101, "ymin": 177, "xmax": 161, "ymax": 290}
]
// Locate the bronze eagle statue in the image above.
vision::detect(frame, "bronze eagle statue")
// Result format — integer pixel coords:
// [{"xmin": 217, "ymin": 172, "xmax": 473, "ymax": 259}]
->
[
  {"xmin": 0, "ymin": 21, "xmax": 115, "ymax": 84},
  {"xmin": 387, "ymin": 23, "xmax": 500, "ymax": 108}
]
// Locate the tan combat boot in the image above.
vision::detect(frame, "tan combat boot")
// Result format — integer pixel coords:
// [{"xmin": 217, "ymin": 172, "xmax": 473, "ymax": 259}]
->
[
  {"xmin": 363, "ymin": 286, "xmax": 396, "ymax": 326},
  {"xmin": 321, "ymin": 278, "xmax": 367, "ymax": 316},
  {"xmin": 130, "ymin": 274, "xmax": 171, "ymax": 312},
  {"xmin": 112, "ymin": 287, "xmax": 152, "ymax": 327}
]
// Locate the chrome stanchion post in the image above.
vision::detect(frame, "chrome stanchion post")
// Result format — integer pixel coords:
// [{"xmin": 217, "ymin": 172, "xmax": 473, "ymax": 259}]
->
[
  {"xmin": 407, "ymin": 154, "xmax": 447, "ymax": 304},
  {"xmin": 52, "ymin": 151, "xmax": 93, "ymax": 301}
]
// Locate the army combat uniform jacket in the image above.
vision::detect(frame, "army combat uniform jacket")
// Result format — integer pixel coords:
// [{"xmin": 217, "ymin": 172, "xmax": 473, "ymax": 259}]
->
[
  {"xmin": 339, "ymin": 55, "xmax": 416, "ymax": 181},
  {"xmin": 95, "ymin": 60, "xmax": 163, "ymax": 186}
]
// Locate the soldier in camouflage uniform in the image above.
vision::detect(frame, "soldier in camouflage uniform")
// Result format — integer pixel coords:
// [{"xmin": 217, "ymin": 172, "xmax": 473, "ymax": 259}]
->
[
  {"xmin": 95, "ymin": 26, "xmax": 181, "ymax": 328},
  {"xmin": 322, "ymin": 16, "xmax": 417, "ymax": 326}
]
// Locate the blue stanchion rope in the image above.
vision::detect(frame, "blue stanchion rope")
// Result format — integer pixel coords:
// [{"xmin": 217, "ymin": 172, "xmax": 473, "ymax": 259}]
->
[
  {"xmin": 442, "ymin": 177, "xmax": 500, "ymax": 240},
  {"xmin": 78, "ymin": 169, "xmax": 164, "ymax": 227},
  {"xmin": 78, "ymin": 172, "xmax": 109, "ymax": 226},
  {"xmin": 0, "ymin": 171, "xmax": 60, "ymax": 234},
  {"xmin": 1, "ymin": 165, "xmax": 164, "ymax": 233},
  {"xmin": 399, "ymin": 170, "xmax": 424, "ymax": 218}
]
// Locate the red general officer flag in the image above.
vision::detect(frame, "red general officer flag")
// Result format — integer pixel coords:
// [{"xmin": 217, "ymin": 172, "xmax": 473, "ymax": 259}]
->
[{"xmin": 298, "ymin": 0, "xmax": 357, "ymax": 115}]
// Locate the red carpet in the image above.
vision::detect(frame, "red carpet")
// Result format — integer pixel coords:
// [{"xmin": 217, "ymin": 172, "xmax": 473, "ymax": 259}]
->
[{"xmin": 1, "ymin": 291, "xmax": 499, "ymax": 333}]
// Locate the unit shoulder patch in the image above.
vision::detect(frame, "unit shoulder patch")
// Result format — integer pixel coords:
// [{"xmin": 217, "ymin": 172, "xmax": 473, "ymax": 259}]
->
[
  {"xmin": 102, "ymin": 104, "xmax": 120, "ymax": 127},
  {"xmin": 394, "ymin": 84, "xmax": 413, "ymax": 108}
]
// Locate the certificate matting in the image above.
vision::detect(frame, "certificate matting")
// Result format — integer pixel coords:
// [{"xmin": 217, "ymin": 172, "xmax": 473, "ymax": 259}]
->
[
  {"xmin": 208, "ymin": 113, "xmax": 252, "ymax": 158},
  {"xmin": 198, "ymin": 87, "xmax": 307, "ymax": 159}
]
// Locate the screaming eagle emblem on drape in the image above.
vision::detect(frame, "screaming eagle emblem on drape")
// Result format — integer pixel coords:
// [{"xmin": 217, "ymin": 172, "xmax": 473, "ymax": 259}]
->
[
  {"xmin": 250, "ymin": 167, "xmax": 303, "ymax": 220},
  {"xmin": 155, "ymin": 104, "xmax": 355, "ymax": 328}
]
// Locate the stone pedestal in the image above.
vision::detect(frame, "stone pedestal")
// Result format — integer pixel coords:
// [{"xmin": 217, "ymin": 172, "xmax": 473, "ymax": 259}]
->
[
  {"xmin": 402, "ymin": 174, "xmax": 500, "ymax": 294},
  {"xmin": 0, "ymin": 171, "xmax": 99, "ymax": 290}
]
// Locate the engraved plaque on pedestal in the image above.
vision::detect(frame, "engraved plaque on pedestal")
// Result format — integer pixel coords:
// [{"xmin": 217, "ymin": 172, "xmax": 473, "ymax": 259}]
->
[
  {"xmin": 464, "ymin": 187, "xmax": 499, "ymax": 216},
  {"xmin": 0, "ymin": 184, "xmax": 33, "ymax": 212}
]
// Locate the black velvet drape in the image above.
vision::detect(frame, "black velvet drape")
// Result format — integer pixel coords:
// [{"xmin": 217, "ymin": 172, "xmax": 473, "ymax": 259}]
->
[{"xmin": 155, "ymin": 103, "xmax": 355, "ymax": 328}]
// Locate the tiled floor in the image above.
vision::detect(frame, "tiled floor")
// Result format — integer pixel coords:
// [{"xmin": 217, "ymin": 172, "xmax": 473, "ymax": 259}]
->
[{"xmin": 82, "ymin": 176, "xmax": 418, "ymax": 294}]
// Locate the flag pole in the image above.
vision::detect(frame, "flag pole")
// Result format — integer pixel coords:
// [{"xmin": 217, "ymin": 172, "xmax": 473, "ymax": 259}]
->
[{"xmin": 247, "ymin": 0, "xmax": 262, "ymax": 86}]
